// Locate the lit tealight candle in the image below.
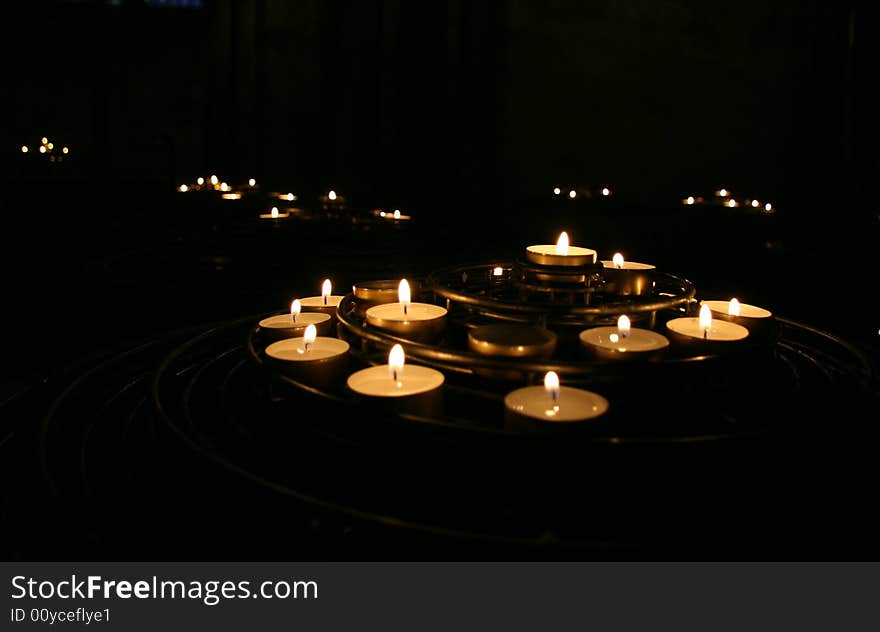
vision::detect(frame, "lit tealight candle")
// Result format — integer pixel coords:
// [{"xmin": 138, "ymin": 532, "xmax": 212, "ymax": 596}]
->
[
  {"xmin": 526, "ymin": 231, "xmax": 597, "ymax": 266},
  {"xmin": 300, "ymin": 279, "xmax": 344, "ymax": 317},
  {"xmin": 346, "ymin": 344, "xmax": 445, "ymax": 416},
  {"xmin": 259, "ymin": 206, "xmax": 289, "ymax": 219},
  {"xmin": 600, "ymin": 253, "xmax": 656, "ymax": 296},
  {"xmin": 258, "ymin": 298, "xmax": 333, "ymax": 342},
  {"xmin": 666, "ymin": 303, "xmax": 749, "ymax": 349},
  {"xmin": 504, "ymin": 371, "xmax": 609, "ymax": 430},
  {"xmin": 579, "ymin": 314, "xmax": 670, "ymax": 361},
  {"xmin": 265, "ymin": 323, "xmax": 350, "ymax": 387},
  {"xmin": 365, "ymin": 279, "xmax": 447, "ymax": 342},
  {"xmin": 702, "ymin": 298, "xmax": 775, "ymax": 339}
]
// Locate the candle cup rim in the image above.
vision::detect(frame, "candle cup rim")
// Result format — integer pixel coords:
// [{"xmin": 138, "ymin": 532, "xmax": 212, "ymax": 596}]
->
[{"xmin": 504, "ymin": 385, "xmax": 609, "ymax": 422}]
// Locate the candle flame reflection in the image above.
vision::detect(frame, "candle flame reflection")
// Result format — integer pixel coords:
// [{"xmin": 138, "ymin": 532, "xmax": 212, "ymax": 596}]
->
[
  {"xmin": 555, "ymin": 231, "xmax": 570, "ymax": 256},
  {"xmin": 389, "ymin": 344, "xmax": 405, "ymax": 384},
  {"xmin": 728, "ymin": 298, "xmax": 741, "ymax": 316}
]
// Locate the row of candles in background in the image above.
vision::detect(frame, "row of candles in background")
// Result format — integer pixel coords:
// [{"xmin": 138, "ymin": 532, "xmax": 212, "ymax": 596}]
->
[
  {"xmin": 550, "ymin": 183, "xmax": 775, "ymax": 213},
  {"xmin": 255, "ymin": 231, "xmax": 773, "ymax": 427},
  {"xmin": 19, "ymin": 136, "xmax": 70, "ymax": 162},
  {"xmin": 176, "ymin": 175, "xmax": 412, "ymax": 223}
]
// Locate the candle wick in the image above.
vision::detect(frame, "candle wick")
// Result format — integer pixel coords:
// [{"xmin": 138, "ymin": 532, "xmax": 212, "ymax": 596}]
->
[
  {"xmin": 403, "ymin": 303, "xmax": 408, "ymax": 316},
  {"xmin": 305, "ymin": 341, "xmax": 312, "ymax": 352},
  {"xmin": 703, "ymin": 329, "xmax": 709, "ymax": 340},
  {"xmin": 392, "ymin": 369, "xmax": 397, "ymax": 382},
  {"xmin": 323, "ymin": 295, "xmax": 328, "ymax": 306}
]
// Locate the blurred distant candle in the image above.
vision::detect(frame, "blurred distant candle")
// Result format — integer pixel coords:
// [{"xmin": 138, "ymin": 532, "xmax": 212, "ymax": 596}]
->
[
  {"xmin": 601, "ymin": 187, "xmax": 611, "ymax": 196},
  {"xmin": 300, "ymin": 279, "xmax": 344, "ymax": 317},
  {"xmin": 178, "ymin": 184, "xmax": 188, "ymax": 192},
  {"xmin": 248, "ymin": 178, "xmax": 256, "ymax": 187},
  {"xmin": 259, "ymin": 206, "xmax": 289, "ymax": 219},
  {"xmin": 258, "ymin": 298, "xmax": 333, "ymax": 341},
  {"xmin": 365, "ymin": 279, "xmax": 447, "ymax": 342},
  {"xmin": 265, "ymin": 324, "xmax": 349, "ymax": 387},
  {"xmin": 322, "ymin": 189, "xmax": 346, "ymax": 209},
  {"xmin": 504, "ymin": 371, "xmax": 609, "ymax": 429},
  {"xmin": 579, "ymin": 314, "xmax": 669, "ymax": 360},
  {"xmin": 600, "ymin": 253, "xmax": 655, "ymax": 296},
  {"xmin": 526, "ymin": 231, "xmax": 597, "ymax": 266},
  {"xmin": 346, "ymin": 344, "xmax": 445, "ymax": 416}
]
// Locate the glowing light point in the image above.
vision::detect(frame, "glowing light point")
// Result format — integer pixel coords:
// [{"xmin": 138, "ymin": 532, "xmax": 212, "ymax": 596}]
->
[
  {"xmin": 728, "ymin": 199, "xmax": 736, "ymax": 208},
  {"xmin": 728, "ymin": 298, "xmax": 741, "ymax": 317},
  {"xmin": 328, "ymin": 190, "xmax": 337, "ymax": 201},
  {"xmin": 617, "ymin": 315, "xmax": 631, "ymax": 338},
  {"xmin": 601, "ymin": 187, "xmax": 610, "ymax": 196},
  {"xmin": 197, "ymin": 177, "xmax": 205, "ymax": 185},
  {"xmin": 21, "ymin": 146, "xmax": 28, "ymax": 153},
  {"xmin": 389, "ymin": 344, "xmax": 405, "ymax": 383},
  {"xmin": 179, "ymin": 184, "xmax": 188, "ymax": 192},
  {"xmin": 398, "ymin": 279, "xmax": 411, "ymax": 316},
  {"xmin": 248, "ymin": 178, "xmax": 256, "ymax": 187},
  {"xmin": 699, "ymin": 304, "xmax": 713, "ymax": 339},
  {"xmin": 271, "ymin": 207, "xmax": 279, "ymax": 218},
  {"xmin": 555, "ymin": 231, "xmax": 570, "ymax": 256},
  {"xmin": 553, "ymin": 187, "xmax": 561, "ymax": 195},
  {"xmin": 568, "ymin": 190, "xmax": 577, "ymax": 199},
  {"xmin": 39, "ymin": 146, "xmax": 46, "ymax": 154},
  {"xmin": 612, "ymin": 253, "xmax": 624, "ymax": 269},
  {"xmin": 686, "ymin": 196, "xmax": 695, "ymax": 205},
  {"xmin": 321, "ymin": 279, "xmax": 332, "ymax": 305}
]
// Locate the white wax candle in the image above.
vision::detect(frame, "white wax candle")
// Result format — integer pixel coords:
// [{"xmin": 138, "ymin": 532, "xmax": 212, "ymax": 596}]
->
[
  {"xmin": 258, "ymin": 312, "xmax": 331, "ymax": 339},
  {"xmin": 300, "ymin": 279, "xmax": 343, "ymax": 316},
  {"xmin": 579, "ymin": 326, "xmax": 669, "ymax": 357},
  {"xmin": 504, "ymin": 385, "xmax": 609, "ymax": 423},
  {"xmin": 265, "ymin": 334, "xmax": 350, "ymax": 386},
  {"xmin": 347, "ymin": 364, "xmax": 445, "ymax": 398},
  {"xmin": 702, "ymin": 300, "xmax": 772, "ymax": 319},
  {"xmin": 365, "ymin": 302, "xmax": 448, "ymax": 341},
  {"xmin": 600, "ymin": 259, "xmax": 655, "ymax": 272},
  {"xmin": 665, "ymin": 317, "xmax": 749, "ymax": 341},
  {"xmin": 526, "ymin": 231, "xmax": 597, "ymax": 266},
  {"xmin": 266, "ymin": 336, "xmax": 349, "ymax": 362}
]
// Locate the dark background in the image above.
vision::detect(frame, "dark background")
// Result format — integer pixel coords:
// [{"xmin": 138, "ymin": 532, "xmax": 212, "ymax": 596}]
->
[{"xmin": 0, "ymin": 1, "xmax": 878, "ymax": 560}]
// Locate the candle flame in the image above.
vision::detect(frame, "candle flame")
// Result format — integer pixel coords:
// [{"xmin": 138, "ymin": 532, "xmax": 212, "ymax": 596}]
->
[
  {"xmin": 271, "ymin": 207, "xmax": 279, "ymax": 218},
  {"xmin": 568, "ymin": 190, "xmax": 576, "ymax": 199},
  {"xmin": 544, "ymin": 371, "xmax": 560, "ymax": 410},
  {"xmin": 291, "ymin": 298, "xmax": 301, "ymax": 322},
  {"xmin": 719, "ymin": 188, "xmax": 728, "ymax": 197},
  {"xmin": 686, "ymin": 196, "xmax": 695, "ymax": 205},
  {"xmin": 751, "ymin": 200, "xmax": 759, "ymax": 208},
  {"xmin": 21, "ymin": 146, "xmax": 28, "ymax": 153},
  {"xmin": 764, "ymin": 203, "xmax": 772, "ymax": 212},
  {"xmin": 39, "ymin": 146, "xmax": 46, "ymax": 153},
  {"xmin": 393, "ymin": 209, "xmax": 401, "ymax": 219},
  {"xmin": 328, "ymin": 190, "xmax": 337, "ymax": 201},
  {"xmin": 389, "ymin": 344, "xmax": 405, "ymax": 383},
  {"xmin": 553, "ymin": 187, "xmax": 561, "ymax": 195},
  {"xmin": 220, "ymin": 182, "xmax": 229, "ymax": 192},
  {"xmin": 555, "ymin": 231, "xmax": 570, "ymax": 256},
  {"xmin": 62, "ymin": 146, "xmax": 68, "ymax": 154},
  {"xmin": 179, "ymin": 184, "xmax": 188, "ymax": 192},
  {"xmin": 248, "ymin": 178, "xmax": 256, "ymax": 187},
  {"xmin": 699, "ymin": 303, "xmax": 712, "ymax": 338},
  {"xmin": 41, "ymin": 137, "xmax": 48, "ymax": 145},
  {"xmin": 286, "ymin": 193, "xmax": 294, "ymax": 201},
  {"xmin": 728, "ymin": 298, "xmax": 741, "ymax": 316},
  {"xmin": 617, "ymin": 315, "xmax": 631, "ymax": 338},
  {"xmin": 380, "ymin": 211, "xmax": 386, "ymax": 217},
  {"xmin": 727, "ymin": 199, "xmax": 736, "ymax": 208},
  {"xmin": 612, "ymin": 252, "xmax": 624, "ymax": 269},
  {"xmin": 322, "ymin": 279, "xmax": 332, "ymax": 304},
  {"xmin": 493, "ymin": 266, "xmax": 503, "ymax": 276},
  {"xmin": 601, "ymin": 187, "xmax": 610, "ymax": 196},
  {"xmin": 197, "ymin": 177, "xmax": 204, "ymax": 185},
  {"xmin": 398, "ymin": 279, "xmax": 411, "ymax": 315},
  {"xmin": 210, "ymin": 175, "xmax": 218, "ymax": 185},
  {"xmin": 303, "ymin": 324, "xmax": 317, "ymax": 351}
]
